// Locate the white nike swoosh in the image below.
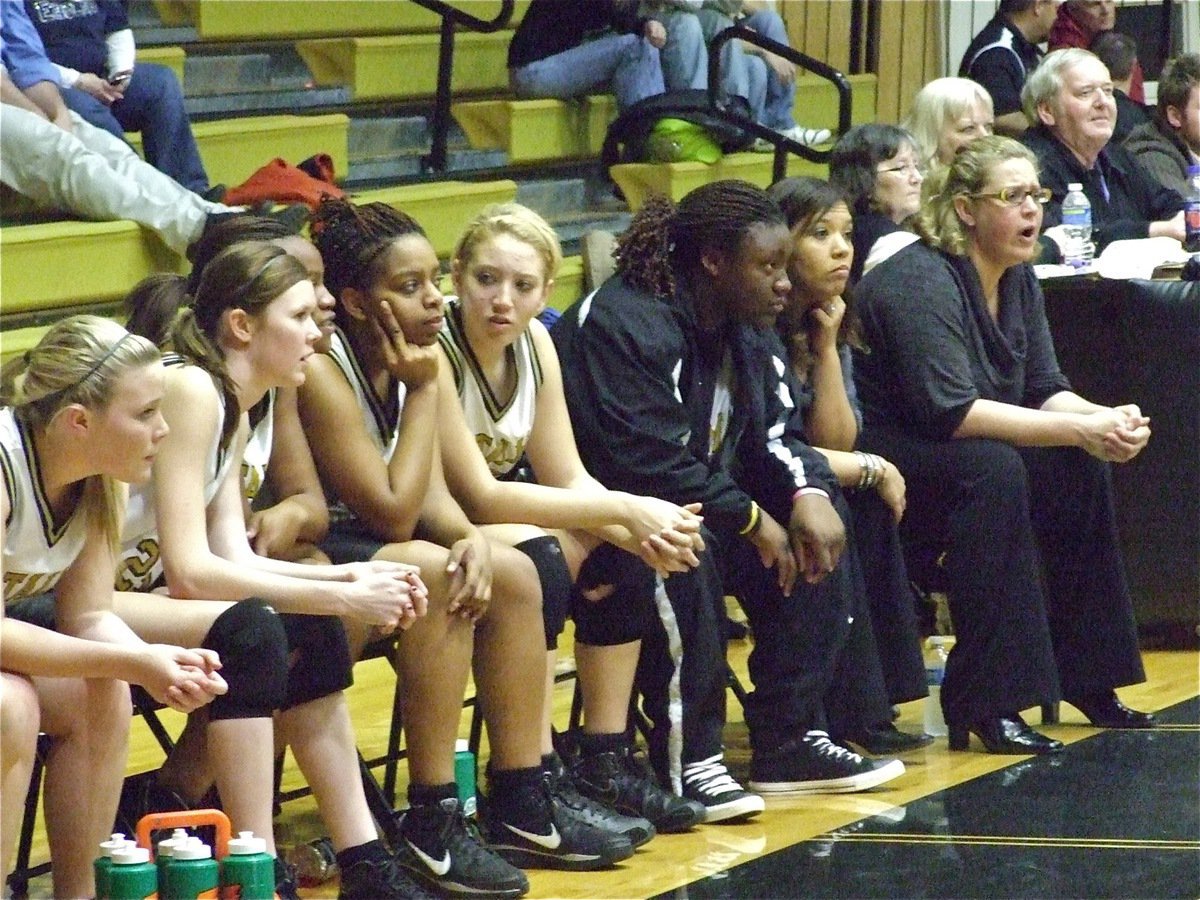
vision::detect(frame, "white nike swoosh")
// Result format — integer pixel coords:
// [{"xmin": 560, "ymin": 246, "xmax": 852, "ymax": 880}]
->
[
  {"xmin": 406, "ymin": 838, "xmax": 451, "ymax": 876},
  {"xmin": 505, "ymin": 822, "xmax": 562, "ymax": 849}
]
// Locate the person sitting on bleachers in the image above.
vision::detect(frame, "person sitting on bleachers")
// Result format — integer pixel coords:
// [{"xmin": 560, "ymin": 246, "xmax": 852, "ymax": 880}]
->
[
  {"xmin": 1088, "ymin": 31, "xmax": 1149, "ymax": 143},
  {"xmin": 0, "ymin": 2, "xmax": 241, "ymax": 256},
  {"xmin": 25, "ymin": 0, "xmax": 216, "ymax": 197},
  {"xmin": 1123, "ymin": 53, "xmax": 1200, "ymax": 198},
  {"xmin": 507, "ymin": 0, "xmax": 672, "ymax": 112},
  {"xmin": 673, "ymin": 0, "xmax": 831, "ymax": 147},
  {"xmin": 1049, "ymin": 0, "xmax": 1144, "ymax": 103},
  {"xmin": 829, "ymin": 123, "xmax": 924, "ymax": 283},
  {"xmin": 905, "ymin": 76, "xmax": 995, "ymax": 172},
  {"xmin": 1020, "ymin": 48, "xmax": 1184, "ymax": 253},
  {"xmin": 959, "ymin": 0, "xmax": 1058, "ymax": 138}
]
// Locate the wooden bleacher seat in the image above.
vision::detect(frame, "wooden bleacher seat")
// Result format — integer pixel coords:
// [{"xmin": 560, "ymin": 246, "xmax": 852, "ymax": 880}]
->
[
  {"xmin": 352, "ymin": 179, "xmax": 518, "ymax": 257},
  {"xmin": 297, "ymin": 31, "xmax": 512, "ymax": 101},
  {"xmin": 136, "ymin": 44, "xmax": 185, "ymax": 84},
  {"xmin": 152, "ymin": 0, "xmax": 527, "ymax": 40},
  {"xmin": 453, "ymin": 95, "xmax": 617, "ymax": 165},
  {"xmin": 125, "ymin": 113, "xmax": 350, "ymax": 191}
]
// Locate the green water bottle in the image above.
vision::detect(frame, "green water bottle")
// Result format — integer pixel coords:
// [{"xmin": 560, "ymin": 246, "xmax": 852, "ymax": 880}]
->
[
  {"xmin": 164, "ymin": 837, "xmax": 219, "ymax": 899},
  {"xmin": 455, "ymin": 738, "xmax": 477, "ymax": 816},
  {"xmin": 108, "ymin": 845, "xmax": 158, "ymax": 900},
  {"xmin": 156, "ymin": 828, "xmax": 191, "ymax": 897},
  {"xmin": 219, "ymin": 831, "xmax": 274, "ymax": 899},
  {"xmin": 94, "ymin": 833, "xmax": 134, "ymax": 899}
]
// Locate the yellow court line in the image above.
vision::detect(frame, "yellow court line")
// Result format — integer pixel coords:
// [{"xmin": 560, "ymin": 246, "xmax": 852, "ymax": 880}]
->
[{"xmin": 821, "ymin": 833, "xmax": 1200, "ymax": 851}]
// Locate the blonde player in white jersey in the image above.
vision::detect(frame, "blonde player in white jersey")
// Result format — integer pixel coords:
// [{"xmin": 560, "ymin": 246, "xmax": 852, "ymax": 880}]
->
[
  {"xmin": 1, "ymin": 316, "xmax": 225, "ymax": 898},
  {"xmin": 436, "ymin": 203, "xmax": 709, "ymax": 834}
]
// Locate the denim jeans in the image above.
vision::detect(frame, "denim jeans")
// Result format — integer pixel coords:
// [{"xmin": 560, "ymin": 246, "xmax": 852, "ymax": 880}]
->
[
  {"xmin": 694, "ymin": 7, "xmax": 796, "ymax": 128},
  {"xmin": 62, "ymin": 62, "xmax": 210, "ymax": 193},
  {"xmin": 656, "ymin": 7, "xmax": 745, "ymax": 102},
  {"xmin": 509, "ymin": 32, "xmax": 664, "ymax": 112}
]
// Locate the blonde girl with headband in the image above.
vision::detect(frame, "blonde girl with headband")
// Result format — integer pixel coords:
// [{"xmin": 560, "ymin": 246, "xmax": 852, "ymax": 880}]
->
[
  {"xmin": 437, "ymin": 202, "xmax": 707, "ymax": 836},
  {"xmin": 111, "ymin": 242, "xmax": 433, "ymax": 899},
  {"xmin": 1, "ymin": 315, "xmax": 226, "ymax": 898}
]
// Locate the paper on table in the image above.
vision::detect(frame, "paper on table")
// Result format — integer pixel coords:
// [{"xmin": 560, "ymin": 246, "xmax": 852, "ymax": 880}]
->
[{"xmin": 1094, "ymin": 237, "xmax": 1191, "ymax": 280}]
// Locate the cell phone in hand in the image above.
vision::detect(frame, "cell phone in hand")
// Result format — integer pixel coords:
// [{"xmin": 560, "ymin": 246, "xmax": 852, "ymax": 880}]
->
[{"xmin": 108, "ymin": 71, "xmax": 132, "ymax": 86}]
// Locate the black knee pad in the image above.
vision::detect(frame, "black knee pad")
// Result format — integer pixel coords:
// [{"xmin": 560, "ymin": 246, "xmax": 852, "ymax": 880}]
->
[
  {"xmin": 279, "ymin": 613, "xmax": 353, "ymax": 709},
  {"xmin": 201, "ymin": 600, "xmax": 288, "ymax": 720},
  {"xmin": 571, "ymin": 543, "xmax": 656, "ymax": 646},
  {"xmin": 514, "ymin": 535, "xmax": 571, "ymax": 650}
]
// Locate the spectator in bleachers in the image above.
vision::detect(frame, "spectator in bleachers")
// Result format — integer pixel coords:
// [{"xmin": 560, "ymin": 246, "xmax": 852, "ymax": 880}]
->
[
  {"xmin": 1020, "ymin": 48, "xmax": 1184, "ymax": 252},
  {"xmin": 1049, "ymin": 0, "xmax": 1144, "ymax": 102},
  {"xmin": 905, "ymin": 77, "xmax": 995, "ymax": 171},
  {"xmin": 829, "ymin": 124, "xmax": 923, "ymax": 284},
  {"xmin": 1088, "ymin": 31, "xmax": 1149, "ymax": 142},
  {"xmin": 959, "ymin": 0, "xmax": 1058, "ymax": 138},
  {"xmin": 1, "ymin": 317, "xmax": 226, "ymax": 899},
  {"xmin": 0, "ymin": 1, "xmax": 241, "ymax": 256},
  {"xmin": 852, "ymin": 135, "xmax": 1154, "ymax": 755},
  {"xmin": 688, "ymin": 1, "xmax": 832, "ymax": 148},
  {"xmin": 507, "ymin": 0, "xmax": 670, "ymax": 112},
  {"xmin": 1124, "ymin": 53, "xmax": 1200, "ymax": 198},
  {"xmin": 25, "ymin": 0, "xmax": 215, "ymax": 197},
  {"xmin": 552, "ymin": 180, "xmax": 907, "ymax": 821}
]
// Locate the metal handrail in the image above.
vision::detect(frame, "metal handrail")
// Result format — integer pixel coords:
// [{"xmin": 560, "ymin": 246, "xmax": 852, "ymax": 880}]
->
[
  {"xmin": 708, "ymin": 25, "xmax": 852, "ymax": 183},
  {"xmin": 408, "ymin": 0, "xmax": 514, "ymax": 174}
]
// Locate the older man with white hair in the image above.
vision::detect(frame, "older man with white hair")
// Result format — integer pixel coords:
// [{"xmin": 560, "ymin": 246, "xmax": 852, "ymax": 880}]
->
[{"xmin": 1020, "ymin": 48, "xmax": 1184, "ymax": 253}]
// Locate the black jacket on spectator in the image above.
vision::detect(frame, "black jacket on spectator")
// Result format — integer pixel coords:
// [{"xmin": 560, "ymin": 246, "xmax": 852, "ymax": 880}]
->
[
  {"xmin": 1022, "ymin": 124, "xmax": 1184, "ymax": 251},
  {"xmin": 958, "ymin": 13, "xmax": 1043, "ymax": 118}
]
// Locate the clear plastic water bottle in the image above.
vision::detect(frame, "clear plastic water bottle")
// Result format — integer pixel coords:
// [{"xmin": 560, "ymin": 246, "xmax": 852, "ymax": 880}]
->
[
  {"xmin": 1183, "ymin": 164, "xmax": 1200, "ymax": 254},
  {"xmin": 924, "ymin": 637, "xmax": 952, "ymax": 738},
  {"xmin": 286, "ymin": 837, "xmax": 338, "ymax": 888},
  {"xmin": 1061, "ymin": 182, "xmax": 1093, "ymax": 268}
]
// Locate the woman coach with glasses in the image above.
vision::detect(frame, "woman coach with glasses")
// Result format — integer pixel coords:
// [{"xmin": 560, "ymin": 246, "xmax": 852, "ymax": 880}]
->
[{"xmin": 850, "ymin": 135, "xmax": 1155, "ymax": 756}]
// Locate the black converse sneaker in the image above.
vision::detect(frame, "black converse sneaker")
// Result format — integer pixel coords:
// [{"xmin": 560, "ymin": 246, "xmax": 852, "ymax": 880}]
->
[
  {"xmin": 571, "ymin": 744, "xmax": 705, "ymax": 833},
  {"xmin": 680, "ymin": 755, "xmax": 765, "ymax": 823},
  {"xmin": 483, "ymin": 776, "xmax": 634, "ymax": 871},
  {"xmin": 749, "ymin": 731, "xmax": 906, "ymax": 795},
  {"xmin": 397, "ymin": 797, "xmax": 529, "ymax": 898},
  {"xmin": 339, "ymin": 853, "xmax": 440, "ymax": 900},
  {"xmin": 273, "ymin": 856, "xmax": 301, "ymax": 900},
  {"xmin": 545, "ymin": 754, "xmax": 656, "ymax": 848}
]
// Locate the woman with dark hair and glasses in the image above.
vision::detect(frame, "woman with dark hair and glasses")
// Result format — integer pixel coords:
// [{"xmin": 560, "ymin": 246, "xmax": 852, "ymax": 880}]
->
[
  {"xmin": 852, "ymin": 135, "xmax": 1154, "ymax": 755},
  {"xmin": 829, "ymin": 123, "xmax": 924, "ymax": 284}
]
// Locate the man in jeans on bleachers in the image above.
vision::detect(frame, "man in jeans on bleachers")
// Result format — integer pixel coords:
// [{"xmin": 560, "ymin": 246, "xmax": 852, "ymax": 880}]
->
[
  {"xmin": 25, "ymin": 0, "xmax": 217, "ymax": 198},
  {"xmin": 0, "ymin": 1, "xmax": 243, "ymax": 257}
]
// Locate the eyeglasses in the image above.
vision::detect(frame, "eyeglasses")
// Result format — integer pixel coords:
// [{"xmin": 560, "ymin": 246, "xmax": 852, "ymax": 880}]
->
[{"xmin": 969, "ymin": 186, "xmax": 1053, "ymax": 207}]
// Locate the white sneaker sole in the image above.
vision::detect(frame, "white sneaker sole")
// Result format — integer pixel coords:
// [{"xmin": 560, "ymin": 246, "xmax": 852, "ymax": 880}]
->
[
  {"xmin": 749, "ymin": 758, "xmax": 906, "ymax": 796},
  {"xmin": 696, "ymin": 792, "xmax": 766, "ymax": 823}
]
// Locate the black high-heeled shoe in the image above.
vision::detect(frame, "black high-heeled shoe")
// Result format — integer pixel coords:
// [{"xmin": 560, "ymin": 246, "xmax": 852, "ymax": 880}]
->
[
  {"xmin": 948, "ymin": 714, "xmax": 1064, "ymax": 754},
  {"xmin": 1067, "ymin": 691, "xmax": 1156, "ymax": 729}
]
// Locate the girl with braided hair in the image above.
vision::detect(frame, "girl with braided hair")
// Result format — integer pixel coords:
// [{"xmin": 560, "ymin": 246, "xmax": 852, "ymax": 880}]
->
[
  {"xmin": 299, "ymin": 198, "xmax": 632, "ymax": 898},
  {"xmin": 112, "ymin": 241, "xmax": 433, "ymax": 899},
  {"xmin": 1, "ymin": 316, "xmax": 226, "ymax": 897},
  {"xmin": 552, "ymin": 179, "xmax": 906, "ymax": 816}
]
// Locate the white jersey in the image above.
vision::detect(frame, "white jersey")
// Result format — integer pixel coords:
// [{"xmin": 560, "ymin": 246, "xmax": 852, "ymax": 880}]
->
[
  {"xmin": 115, "ymin": 357, "xmax": 238, "ymax": 591},
  {"xmin": 242, "ymin": 389, "xmax": 276, "ymax": 504},
  {"xmin": 438, "ymin": 299, "xmax": 543, "ymax": 478},
  {"xmin": 1, "ymin": 408, "xmax": 89, "ymax": 602},
  {"xmin": 325, "ymin": 329, "xmax": 406, "ymax": 522}
]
